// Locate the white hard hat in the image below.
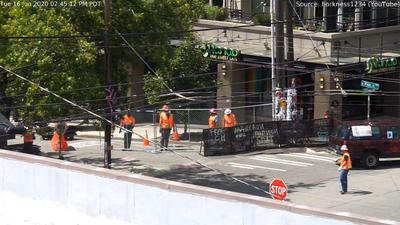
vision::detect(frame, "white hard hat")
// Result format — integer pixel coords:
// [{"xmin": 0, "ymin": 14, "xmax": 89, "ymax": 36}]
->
[
  {"xmin": 224, "ymin": 108, "xmax": 232, "ymax": 115},
  {"xmin": 340, "ymin": 145, "xmax": 348, "ymax": 151}
]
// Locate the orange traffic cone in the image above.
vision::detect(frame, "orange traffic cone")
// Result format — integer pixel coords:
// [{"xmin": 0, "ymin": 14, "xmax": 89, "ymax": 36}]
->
[
  {"xmin": 143, "ymin": 130, "xmax": 150, "ymax": 146},
  {"xmin": 172, "ymin": 126, "xmax": 180, "ymax": 141}
]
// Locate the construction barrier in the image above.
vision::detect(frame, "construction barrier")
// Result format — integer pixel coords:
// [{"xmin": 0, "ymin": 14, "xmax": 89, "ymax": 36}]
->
[{"xmin": 202, "ymin": 119, "xmax": 332, "ymax": 156}]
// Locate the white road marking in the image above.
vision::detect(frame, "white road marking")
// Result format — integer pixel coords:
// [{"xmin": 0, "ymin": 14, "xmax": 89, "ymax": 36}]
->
[
  {"xmin": 280, "ymin": 153, "xmax": 334, "ymax": 162},
  {"xmin": 229, "ymin": 164, "xmax": 254, "ymax": 170},
  {"xmin": 293, "ymin": 153, "xmax": 337, "ymax": 160},
  {"xmin": 251, "ymin": 156, "xmax": 312, "ymax": 167},
  {"xmin": 227, "ymin": 162, "xmax": 287, "ymax": 172},
  {"xmin": 69, "ymin": 141, "xmax": 102, "ymax": 149}
]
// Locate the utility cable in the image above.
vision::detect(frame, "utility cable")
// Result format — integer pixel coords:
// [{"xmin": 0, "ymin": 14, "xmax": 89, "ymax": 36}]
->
[{"xmin": 1, "ymin": 64, "xmax": 272, "ymax": 197}]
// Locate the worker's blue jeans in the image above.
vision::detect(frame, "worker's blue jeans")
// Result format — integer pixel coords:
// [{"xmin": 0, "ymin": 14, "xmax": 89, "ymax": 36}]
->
[{"xmin": 340, "ymin": 169, "xmax": 349, "ymax": 192}]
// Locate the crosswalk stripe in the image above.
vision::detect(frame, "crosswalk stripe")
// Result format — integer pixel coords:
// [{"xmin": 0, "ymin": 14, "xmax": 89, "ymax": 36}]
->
[
  {"xmin": 293, "ymin": 153, "xmax": 336, "ymax": 160},
  {"xmin": 229, "ymin": 164, "xmax": 254, "ymax": 170},
  {"xmin": 280, "ymin": 154, "xmax": 334, "ymax": 162},
  {"xmin": 227, "ymin": 162, "xmax": 287, "ymax": 172},
  {"xmin": 69, "ymin": 141, "xmax": 102, "ymax": 149},
  {"xmin": 251, "ymin": 156, "xmax": 312, "ymax": 167},
  {"xmin": 254, "ymin": 156, "xmax": 313, "ymax": 166}
]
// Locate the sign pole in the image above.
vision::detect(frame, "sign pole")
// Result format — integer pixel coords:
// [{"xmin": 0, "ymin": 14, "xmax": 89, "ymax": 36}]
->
[
  {"xmin": 270, "ymin": 0, "xmax": 275, "ymax": 121},
  {"xmin": 367, "ymin": 93, "xmax": 370, "ymax": 121}
]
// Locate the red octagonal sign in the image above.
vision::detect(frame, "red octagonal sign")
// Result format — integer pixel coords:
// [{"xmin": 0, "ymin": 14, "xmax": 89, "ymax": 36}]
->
[{"xmin": 269, "ymin": 178, "xmax": 288, "ymax": 201}]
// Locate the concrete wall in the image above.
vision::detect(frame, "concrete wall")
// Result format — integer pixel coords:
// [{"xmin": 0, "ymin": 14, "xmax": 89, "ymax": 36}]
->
[{"xmin": 0, "ymin": 150, "xmax": 388, "ymax": 225}]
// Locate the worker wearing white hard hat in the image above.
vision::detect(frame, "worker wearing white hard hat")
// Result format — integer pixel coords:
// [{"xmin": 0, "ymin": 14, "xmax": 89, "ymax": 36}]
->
[
  {"xmin": 337, "ymin": 144, "xmax": 352, "ymax": 194},
  {"xmin": 222, "ymin": 108, "xmax": 237, "ymax": 128}
]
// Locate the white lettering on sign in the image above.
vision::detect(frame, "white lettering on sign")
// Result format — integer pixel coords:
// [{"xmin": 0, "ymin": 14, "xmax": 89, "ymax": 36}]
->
[{"xmin": 270, "ymin": 185, "xmax": 287, "ymax": 195}]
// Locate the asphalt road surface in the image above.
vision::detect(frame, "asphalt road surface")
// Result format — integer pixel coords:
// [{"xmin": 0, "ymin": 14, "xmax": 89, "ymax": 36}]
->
[{"xmin": 5, "ymin": 136, "xmax": 400, "ymax": 223}]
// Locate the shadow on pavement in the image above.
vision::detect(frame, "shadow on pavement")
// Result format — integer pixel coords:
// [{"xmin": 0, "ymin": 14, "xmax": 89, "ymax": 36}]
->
[
  {"xmin": 3, "ymin": 144, "xmax": 41, "ymax": 155},
  {"xmin": 128, "ymin": 165, "xmax": 271, "ymax": 198},
  {"xmin": 349, "ymin": 190, "xmax": 373, "ymax": 195}
]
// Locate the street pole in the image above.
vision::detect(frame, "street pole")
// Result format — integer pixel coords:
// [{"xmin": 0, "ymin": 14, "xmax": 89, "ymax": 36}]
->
[
  {"xmin": 274, "ymin": 0, "xmax": 285, "ymax": 88},
  {"xmin": 104, "ymin": 0, "xmax": 112, "ymax": 168},
  {"xmin": 286, "ymin": 0, "xmax": 294, "ymax": 69},
  {"xmin": 367, "ymin": 93, "xmax": 370, "ymax": 121},
  {"xmin": 153, "ymin": 108, "xmax": 157, "ymax": 152},
  {"xmin": 270, "ymin": 0, "xmax": 275, "ymax": 120}
]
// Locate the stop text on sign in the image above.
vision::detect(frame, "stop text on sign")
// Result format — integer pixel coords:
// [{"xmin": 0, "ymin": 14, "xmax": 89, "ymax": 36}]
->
[
  {"xmin": 269, "ymin": 178, "xmax": 288, "ymax": 201},
  {"xmin": 270, "ymin": 185, "xmax": 287, "ymax": 195}
]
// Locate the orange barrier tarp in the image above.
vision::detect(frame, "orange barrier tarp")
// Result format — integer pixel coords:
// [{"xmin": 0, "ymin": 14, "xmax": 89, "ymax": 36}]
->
[{"xmin": 51, "ymin": 132, "xmax": 68, "ymax": 152}]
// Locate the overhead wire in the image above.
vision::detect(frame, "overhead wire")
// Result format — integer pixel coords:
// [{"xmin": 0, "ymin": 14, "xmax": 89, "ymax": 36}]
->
[{"xmin": 1, "ymin": 64, "xmax": 272, "ymax": 196}]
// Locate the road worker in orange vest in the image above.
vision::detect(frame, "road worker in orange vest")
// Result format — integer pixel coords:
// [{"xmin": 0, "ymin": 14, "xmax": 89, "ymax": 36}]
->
[
  {"xmin": 208, "ymin": 108, "xmax": 219, "ymax": 128},
  {"xmin": 222, "ymin": 108, "xmax": 237, "ymax": 128},
  {"xmin": 159, "ymin": 104, "xmax": 174, "ymax": 151},
  {"xmin": 120, "ymin": 110, "xmax": 135, "ymax": 151},
  {"xmin": 337, "ymin": 145, "xmax": 352, "ymax": 194},
  {"xmin": 23, "ymin": 127, "xmax": 34, "ymax": 154}
]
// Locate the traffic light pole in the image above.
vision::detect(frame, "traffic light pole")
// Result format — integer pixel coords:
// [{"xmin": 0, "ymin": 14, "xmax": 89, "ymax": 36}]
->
[
  {"xmin": 104, "ymin": 0, "xmax": 112, "ymax": 168},
  {"xmin": 367, "ymin": 93, "xmax": 370, "ymax": 122}
]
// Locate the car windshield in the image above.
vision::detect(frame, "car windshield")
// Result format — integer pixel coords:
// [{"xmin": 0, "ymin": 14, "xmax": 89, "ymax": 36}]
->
[{"xmin": 335, "ymin": 125, "xmax": 349, "ymax": 139}]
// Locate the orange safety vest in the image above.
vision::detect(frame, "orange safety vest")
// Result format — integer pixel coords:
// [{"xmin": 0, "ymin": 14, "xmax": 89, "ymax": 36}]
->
[
  {"xmin": 160, "ymin": 112, "xmax": 174, "ymax": 129},
  {"xmin": 51, "ymin": 132, "xmax": 68, "ymax": 152},
  {"xmin": 121, "ymin": 115, "xmax": 135, "ymax": 126},
  {"xmin": 23, "ymin": 133, "xmax": 34, "ymax": 143},
  {"xmin": 339, "ymin": 152, "xmax": 352, "ymax": 170},
  {"xmin": 222, "ymin": 114, "xmax": 237, "ymax": 128},
  {"xmin": 208, "ymin": 115, "xmax": 218, "ymax": 128}
]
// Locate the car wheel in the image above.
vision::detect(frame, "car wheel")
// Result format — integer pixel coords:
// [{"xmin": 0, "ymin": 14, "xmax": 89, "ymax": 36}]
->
[{"xmin": 361, "ymin": 152, "xmax": 379, "ymax": 169}]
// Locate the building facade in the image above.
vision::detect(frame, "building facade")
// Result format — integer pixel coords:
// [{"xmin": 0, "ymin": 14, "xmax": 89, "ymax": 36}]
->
[{"xmin": 195, "ymin": 0, "xmax": 400, "ymax": 122}]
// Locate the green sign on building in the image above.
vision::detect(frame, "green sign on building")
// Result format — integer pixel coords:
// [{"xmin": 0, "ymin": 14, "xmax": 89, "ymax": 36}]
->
[
  {"xmin": 361, "ymin": 80, "xmax": 379, "ymax": 91},
  {"xmin": 366, "ymin": 57, "xmax": 398, "ymax": 74},
  {"xmin": 200, "ymin": 43, "xmax": 241, "ymax": 61}
]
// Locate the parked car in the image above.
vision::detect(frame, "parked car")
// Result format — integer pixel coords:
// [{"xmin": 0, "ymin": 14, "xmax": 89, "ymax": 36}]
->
[
  {"xmin": 35, "ymin": 123, "xmax": 77, "ymax": 140},
  {"xmin": 329, "ymin": 120, "xmax": 400, "ymax": 168},
  {"xmin": 0, "ymin": 113, "xmax": 26, "ymax": 148}
]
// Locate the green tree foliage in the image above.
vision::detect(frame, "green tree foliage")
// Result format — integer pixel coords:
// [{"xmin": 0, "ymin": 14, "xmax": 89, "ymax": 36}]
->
[
  {"xmin": 0, "ymin": 6, "xmax": 100, "ymax": 124},
  {"xmin": 144, "ymin": 35, "xmax": 213, "ymax": 104},
  {"xmin": 0, "ymin": 0, "xmax": 206, "ymax": 124}
]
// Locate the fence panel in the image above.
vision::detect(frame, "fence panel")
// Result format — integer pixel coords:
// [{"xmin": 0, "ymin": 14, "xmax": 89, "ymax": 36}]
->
[{"xmin": 202, "ymin": 119, "xmax": 332, "ymax": 156}]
